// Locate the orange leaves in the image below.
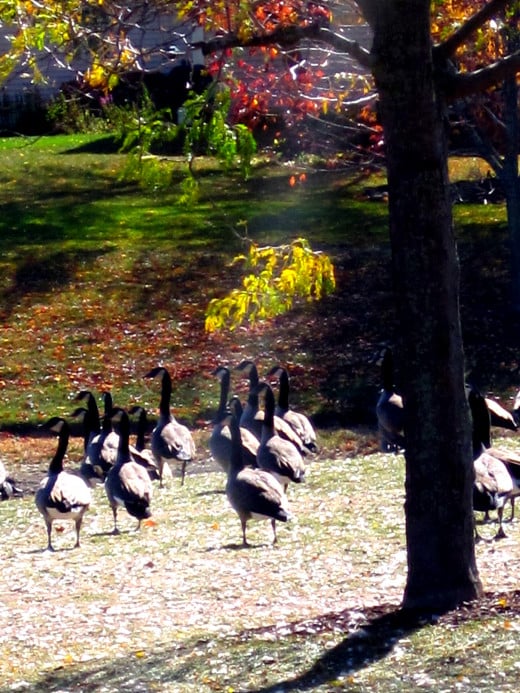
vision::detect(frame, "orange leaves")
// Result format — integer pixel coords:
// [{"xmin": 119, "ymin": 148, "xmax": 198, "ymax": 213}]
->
[{"xmin": 289, "ymin": 172, "xmax": 306, "ymax": 187}]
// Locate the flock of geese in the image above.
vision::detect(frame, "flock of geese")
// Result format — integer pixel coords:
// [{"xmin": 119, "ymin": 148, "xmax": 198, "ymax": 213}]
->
[
  {"xmin": 376, "ymin": 347, "xmax": 520, "ymax": 541},
  {"xmin": 0, "ymin": 361, "xmax": 318, "ymax": 550},
  {"xmin": 3, "ymin": 347, "xmax": 520, "ymax": 549}
]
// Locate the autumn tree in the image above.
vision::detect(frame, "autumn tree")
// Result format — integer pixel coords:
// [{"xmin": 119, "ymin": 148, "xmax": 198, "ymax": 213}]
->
[
  {"xmin": 432, "ymin": 1, "xmax": 520, "ymax": 311},
  {"xmin": 192, "ymin": 0, "xmax": 520, "ymax": 611}
]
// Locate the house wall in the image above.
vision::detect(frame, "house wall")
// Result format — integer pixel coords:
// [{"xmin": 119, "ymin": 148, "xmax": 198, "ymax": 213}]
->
[{"xmin": 0, "ymin": 11, "xmax": 203, "ymax": 130}]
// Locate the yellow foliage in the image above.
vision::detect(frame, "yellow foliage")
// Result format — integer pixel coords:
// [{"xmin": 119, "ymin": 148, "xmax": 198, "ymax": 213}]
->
[
  {"xmin": 86, "ymin": 63, "xmax": 108, "ymax": 89},
  {"xmin": 205, "ymin": 237, "xmax": 336, "ymax": 332}
]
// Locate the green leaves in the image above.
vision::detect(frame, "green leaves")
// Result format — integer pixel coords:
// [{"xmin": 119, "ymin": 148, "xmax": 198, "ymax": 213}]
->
[
  {"xmin": 182, "ymin": 86, "xmax": 257, "ymax": 179},
  {"xmin": 205, "ymin": 237, "xmax": 336, "ymax": 332}
]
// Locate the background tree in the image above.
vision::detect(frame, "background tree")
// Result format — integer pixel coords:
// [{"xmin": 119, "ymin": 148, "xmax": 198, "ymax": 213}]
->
[{"xmin": 433, "ymin": 1, "xmax": 520, "ymax": 311}]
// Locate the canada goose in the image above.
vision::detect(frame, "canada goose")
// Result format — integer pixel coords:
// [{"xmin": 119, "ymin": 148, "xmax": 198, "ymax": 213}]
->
[
  {"xmin": 128, "ymin": 405, "xmax": 165, "ymax": 481},
  {"xmin": 0, "ymin": 460, "xmax": 22, "ymax": 500},
  {"xmin": 74, "ymin": 390, "xmax": 118, "ymax": 484},
  {"xmin": 469, "ymin": 386, "xmax": 520, "ymax": 539},
  {"xmin": 105, "ymin": 408, "xmax": 153, "ymax": 533},
  {"xmin": 267, "ymin": 365, "xmax": 318, "ymax": 453},
  {"xmin": 473, "ymin": 451, "xmax": 514, "ymax": 541},
  {"xmin": 209, "ymin": 366, "xmax": 258, "ymax": 472},
  {"xmin": 375, "ymin": 347, "xmax": 405, "ymax": 452},
  {"xmin": 72, "ymin": 405, "xmax": 106, "ymax": 487},
  {"xmin": 224, "ymin": 409, "xmax": 291, "ymax": 546},
  {"xmin": 235, "ymin": 360, "xmax": 308, "ymax": 455},
  {"xmin": 144, "ymin": 366, "xmax": 196, "ymax": 486},
  {"xmin": 35, "ymin": 417, "xmax": 91, "ymax": 551},
  {"xmin": 255, "ymin": 381, "xmax": 306, "ymax": 492},
  {"xmin": 469, "ymin": 386, "xmax": 520, "ymax": 523}
]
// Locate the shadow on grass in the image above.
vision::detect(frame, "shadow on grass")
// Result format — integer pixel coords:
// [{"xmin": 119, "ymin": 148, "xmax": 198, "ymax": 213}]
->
[
  {"xmin": 63, "ymin": 135, "xmax": 121, "ymax": 154},
  {"xmin": 23, "ymin": 603, "xmax": 434, "ymax": 692},
  {"xmin": 20, "ymin": 591, "xmax": 520, "ymax": 691},
  {"xmin": 246, "ymin": 606, "xmax": 431, "ymax": 692},
  {"xmin": 0, "ymin": 247, "xmax": 111, "ymax": 320}
]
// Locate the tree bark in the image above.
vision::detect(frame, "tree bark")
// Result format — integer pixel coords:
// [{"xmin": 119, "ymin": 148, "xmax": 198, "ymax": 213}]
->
[
  {"xmin": 502, "ymin": 71, "xmax": 520, "ymax": 312},
  {"xmin": 367, "ymin": 0, "xmax": 482, "ymax": 610},
  {"xmin": 501, "ymin": 16, "xmax": 520, "ymax": 312}
]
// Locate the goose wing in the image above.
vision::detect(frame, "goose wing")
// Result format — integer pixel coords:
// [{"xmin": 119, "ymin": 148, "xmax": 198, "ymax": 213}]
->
[
  {"xmin": 474, "ymin": 453, "xmax": 513, "ymax": 496},
  {"xmin": 154, "ymin": 419, "xmax": 195, "ymax": 461},
  {"xmin": 227, "ymin": 468, "xmax": 290, "ymax": 521},
  {"xmin": 118, "ymin": 462, "xmax": 153, "ymax": 501},
  {"xmin": 43, "ymin": 472, "xmax": 91, "ymax": 513},
  {"xmin": 281, "ymin": 409, "xmax": 318, "ymax": 451},
  {"xmin": 261, "ymin": 437, "xmax": 305, "ymax": 482}
]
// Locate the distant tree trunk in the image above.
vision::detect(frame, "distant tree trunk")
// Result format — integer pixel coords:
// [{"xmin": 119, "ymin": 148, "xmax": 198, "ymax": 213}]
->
[{"xmin": 363, "ymin": 0, "xmax": 482, "ymax": 610}]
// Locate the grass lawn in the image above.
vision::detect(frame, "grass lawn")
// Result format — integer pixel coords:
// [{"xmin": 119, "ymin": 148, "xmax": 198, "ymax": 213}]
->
[
  {"xmin": 0, "ymin": 133, "xmax": 393, "ymax": 429},
  {"xmin": 1, "ymin": 135, "xmax": 520, "ymax": 691},
  {"xmin": 2, "ymin": 434, "xmax": 520, "ymax": 692}
]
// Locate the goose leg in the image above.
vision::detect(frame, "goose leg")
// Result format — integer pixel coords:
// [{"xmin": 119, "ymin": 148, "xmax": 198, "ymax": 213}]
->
[
  {"xmin": 159, "ymin": 463, "xmax": 164, "ymax": 489},
  {"xmin": 495, "ymin": 507, "xmax": 507, "ymax": 540},
  {"xmin": 74, "ymin": 517, "xmax": 83, "ymax": 548},
  {"xmin": 271, "ymin": 519, "xmax": 278, "ymax": 545},
  {"xmin": 46, "ymin": 520, "xmax": 55, "ymax": 552},
  {"xmin": 241, "ymin": 518, "xmax": 249, "ymax": 547},
  {"xmin": 111, "ymin": 506, "xmax": 120, "ymax": 535}
]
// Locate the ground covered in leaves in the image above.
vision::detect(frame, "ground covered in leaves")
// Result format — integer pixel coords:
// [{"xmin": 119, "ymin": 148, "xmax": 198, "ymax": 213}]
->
[{"xmin": 1, "ymin": 431, "xmax": 520, "ymax": 692}]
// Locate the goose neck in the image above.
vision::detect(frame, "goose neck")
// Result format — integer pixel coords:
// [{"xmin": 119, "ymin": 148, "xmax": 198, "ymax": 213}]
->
[{"xmin": 49, "ymin": 427, "xmax": 69, "ymax": 474}]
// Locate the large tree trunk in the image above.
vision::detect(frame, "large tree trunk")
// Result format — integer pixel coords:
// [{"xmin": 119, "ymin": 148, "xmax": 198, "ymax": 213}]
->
[
  {"xmin": 502, "ymin": 27, "xmax": 520, "ymax": 312},
  {"xmin": 367, "ymin": 0, "xmax": 482, "ymax": 610}
]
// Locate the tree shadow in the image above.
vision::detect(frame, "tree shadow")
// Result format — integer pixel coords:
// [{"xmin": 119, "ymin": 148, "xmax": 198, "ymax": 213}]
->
[
  {"xmin": 245, "ymin": 604, "xmax": 433, "ymax": 692},
  {"xmin": 0, "ymin": 247, "xmax": 111, "ymax": 320},
  {"xmin": 21, "ymin": 592, "xmax": 520, "ymax": 692}
]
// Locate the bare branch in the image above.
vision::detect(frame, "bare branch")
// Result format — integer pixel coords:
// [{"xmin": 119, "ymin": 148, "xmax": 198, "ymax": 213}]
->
[
  {"xmin": 316, "ymin": 27, "xmax": 374, "ymax": 68},
  {"xmin": 192, "ymin": 22, "xmax": 374, "ymax": 69},
  {"xmin": 442, "ymin": 50, "xmax": 520, "ymax": 98},
  {"xmin": 435, "ymin": 0, "xmax": 510, "ymax": 60}
]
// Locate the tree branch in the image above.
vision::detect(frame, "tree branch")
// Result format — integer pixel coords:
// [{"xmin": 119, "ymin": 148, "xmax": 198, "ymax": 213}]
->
[
  {"xmin": 192, "ymin": 22, "xmax": 374, "ymax": 69},
  {"xmin": 442, "ymin": 50, "xmax": 520, "ymax": 98},
  {"xmin": 434, "ymin": 0, "xmax": 510, "ymax": 61}
]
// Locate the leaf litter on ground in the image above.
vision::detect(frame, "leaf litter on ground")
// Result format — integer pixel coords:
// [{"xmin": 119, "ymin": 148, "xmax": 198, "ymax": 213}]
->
[{"xmin": 1, "ymin": 433, "xmax": 520, "ymax": 691}]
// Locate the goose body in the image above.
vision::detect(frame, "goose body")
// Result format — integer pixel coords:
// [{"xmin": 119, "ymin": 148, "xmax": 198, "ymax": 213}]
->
[
  {"xmin": 105, "ymin": 409, "xmax": 153, "ymax": 533},
  {"xmin": 375, "ymin": 348, "xmax": 405, "ymax": 452},
  {"xmin": 75, "ymin": 391, "xmax": 118, "ymax": 485},
  {"xmin": 473, "ymin": 451, "xmax": 514, "ymax": 540},
  {"xmin": 256, "ymin": 382, "xmax": 306, "ymax": 492},
  {"xmin": 128, "ymin": 405, "xmax": 167, "ymax": 481},
  {"xmin": 145, "ymin": 366, "xmax": 196, "ymax": 486},
  {"xmin": 268, "ymin": 365, "xmax": 318, "ymax": 453},
  {"xmin": 469, "ymin": 387, "xmax": 520, "ymax": 539},
  {"xmin": 35, "ymin": 417, "xmax": 91, "ymax": 551},
  {"xmin": 210, "ymin": 366, "xmax": 258, "ymax": 472},
  {"xmin": 483, "ymin": 446, "xmax": 520, "ymax": 520},
  {"xmin": 0, "ymin": 459, "xmax": 22, "ymax": 500},
  {"xmin": 225, "ymin": 410, "xmax": 291, "ymax": 546}
]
